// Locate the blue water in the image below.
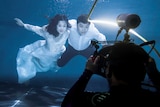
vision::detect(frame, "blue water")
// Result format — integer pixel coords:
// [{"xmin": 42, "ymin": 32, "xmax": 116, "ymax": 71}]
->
[{"xmin": 0, "ymin": 0, "xmax": 160, "ymax": 91}]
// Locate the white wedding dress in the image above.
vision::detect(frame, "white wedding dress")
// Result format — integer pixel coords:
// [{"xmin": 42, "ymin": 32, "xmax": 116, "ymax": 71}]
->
[{"xmin": 16, "ymin": 24, "xmax": 69, "ymax": 84}]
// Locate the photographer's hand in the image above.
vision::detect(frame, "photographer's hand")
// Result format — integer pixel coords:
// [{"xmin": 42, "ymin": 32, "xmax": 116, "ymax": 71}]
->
[{"xmin": 85, "ymin": 55, "xmax": 100, "ymax": 74}]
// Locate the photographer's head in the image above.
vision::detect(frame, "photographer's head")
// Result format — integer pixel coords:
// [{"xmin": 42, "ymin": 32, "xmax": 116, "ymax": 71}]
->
[{"xmin": 98, "ymin": 42, "xmax": 149, "ymax": 86}]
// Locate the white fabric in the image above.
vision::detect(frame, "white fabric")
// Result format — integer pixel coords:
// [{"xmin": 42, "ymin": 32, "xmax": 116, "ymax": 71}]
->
[
  {"xmin": 16, "ymin": 23, "xmax": 69, "ymax": 83},
  {"xmin": 68, "ymin": 19, "xmax": 107, "ymax": 51}
]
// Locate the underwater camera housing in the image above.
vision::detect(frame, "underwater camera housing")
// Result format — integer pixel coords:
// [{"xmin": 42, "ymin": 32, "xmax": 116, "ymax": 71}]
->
[
  {"xmin": 92, "ymin": 39, "xmax": 160, "ymax": 91},
  {"xmin": 91, "ymin": 13, "xmax": 160, "ymax": 91},
  {"xmin": 91, "ymin": 40, "xmax": 112, "ymax": 77},
  {"xmin": 115, "ymin": 14, "xmax": 141, "ymax": 42}
]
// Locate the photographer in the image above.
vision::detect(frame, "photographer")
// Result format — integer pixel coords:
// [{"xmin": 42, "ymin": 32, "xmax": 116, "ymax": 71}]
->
[{"xmin": 61, "ymin": 42, "xmax": 160, "ymax": 107}]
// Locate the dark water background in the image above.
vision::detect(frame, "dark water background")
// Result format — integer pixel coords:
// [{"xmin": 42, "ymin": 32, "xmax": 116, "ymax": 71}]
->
[{"xmin": 0, "ymin": 0, "xmax": 160, "ymax": 106}]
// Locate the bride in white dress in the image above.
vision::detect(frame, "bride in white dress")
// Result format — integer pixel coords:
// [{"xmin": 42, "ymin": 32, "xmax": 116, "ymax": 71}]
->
[{"xmin": 14, "ymin": 14, "xmax": 71, "ymax": 84}]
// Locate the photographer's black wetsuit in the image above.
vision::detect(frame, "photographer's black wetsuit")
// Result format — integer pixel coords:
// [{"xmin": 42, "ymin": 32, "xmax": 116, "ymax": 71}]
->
[{"xmin": 61, "ymin": 69, "xmax": 160, "ymax": 107}]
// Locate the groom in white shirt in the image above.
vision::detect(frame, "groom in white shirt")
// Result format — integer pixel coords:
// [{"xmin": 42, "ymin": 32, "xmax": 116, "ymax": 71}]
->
[{"xmin": 57, "ymin": 14, "xmax": 107, "ymax": 67}]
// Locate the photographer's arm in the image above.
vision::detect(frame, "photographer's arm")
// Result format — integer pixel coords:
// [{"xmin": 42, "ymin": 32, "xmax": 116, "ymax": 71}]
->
[
  {"xmin": 61, "ymin": 56, "xmax": 100, "ymax": 107},
  {"xmin": 146, "ymin": 57, "xmax": 160, "ymax": 90},
  {"xmin": 61, "ymin": 69, "xmax": 93, "ymax": 107}
]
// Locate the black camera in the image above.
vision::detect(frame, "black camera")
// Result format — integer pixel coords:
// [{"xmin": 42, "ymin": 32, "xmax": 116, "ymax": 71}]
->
[{"xmin": 92, "ymin": 41, "xmax": 112, "ymax": 77}]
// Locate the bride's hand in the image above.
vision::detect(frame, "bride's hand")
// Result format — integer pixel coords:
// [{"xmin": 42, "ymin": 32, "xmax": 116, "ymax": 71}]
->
[{"xmin": 14, "ymin": 18, "xmax": 24, "ymax": 27}]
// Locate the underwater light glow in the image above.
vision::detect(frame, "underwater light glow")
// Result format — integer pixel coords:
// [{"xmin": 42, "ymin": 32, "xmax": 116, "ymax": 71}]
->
[
  {"xmin": 89, "ymin": 19, "xmax": 118, "ymax": 27},
  {"xmin": 89, "ymin": 19, "xmax": 147, "ymax": 42},
  {"xmin": 129, "ymin": 29, "xmax": 147, "ymax": 42},
  {"xmin": 89, "ymin": 19, "xmax": 160, "ymax": 57}
]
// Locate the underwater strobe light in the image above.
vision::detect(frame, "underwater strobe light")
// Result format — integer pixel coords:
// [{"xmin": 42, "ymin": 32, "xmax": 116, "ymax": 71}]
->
[
  {"xmin": 116, "ymin": 14, "xmax": 141, "ymax": 30},
  {"xmin": 115, "ymin": 14, "xmax": 141, "ymax": 43}
]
